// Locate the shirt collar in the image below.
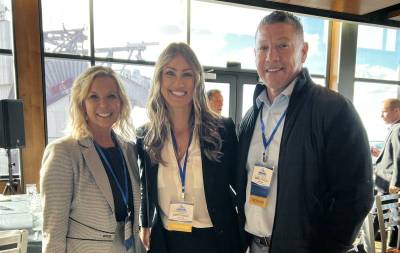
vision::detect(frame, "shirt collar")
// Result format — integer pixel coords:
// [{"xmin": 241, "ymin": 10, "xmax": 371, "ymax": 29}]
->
[
  {"xmin": 256, "ymin": 77, "xmax": 297, "ymax": 109},
  {"xmin": 390, "ymin": 121, "xmax": 400, "ymax": 130}
]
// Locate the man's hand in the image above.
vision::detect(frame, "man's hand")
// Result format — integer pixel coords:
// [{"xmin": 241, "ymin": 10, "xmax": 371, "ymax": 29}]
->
[
  {"xmin": 140, "ymin": 227, "xmax": 151, "ymax": 251},
  {"xmin": 389, "ymin": 186, "xmax": 400, "ymax": 194}
]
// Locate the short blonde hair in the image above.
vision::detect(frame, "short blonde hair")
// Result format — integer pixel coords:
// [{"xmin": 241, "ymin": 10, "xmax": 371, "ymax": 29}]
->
[
  {"xmin": 68, "ymin": 66, "xmax": 134, "ymax": 140},
  {"xmin": 384, "ymin": 98, "xmax": 400, "ymax": 110},
  {"xmin": 143, "ymin": 42, "xmax": 222, "ymax": 164}
]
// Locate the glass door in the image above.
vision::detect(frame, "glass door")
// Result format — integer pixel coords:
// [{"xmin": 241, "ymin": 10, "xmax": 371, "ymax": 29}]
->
[{"xmin": 205, "ymin": 70, "xmax": 258, "ymax": 128}]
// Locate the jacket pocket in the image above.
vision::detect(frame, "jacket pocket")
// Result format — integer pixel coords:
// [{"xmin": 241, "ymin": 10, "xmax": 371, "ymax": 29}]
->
[{"xmin": 67, "ymin": 217, "xmax": 116, "ymax": 241}]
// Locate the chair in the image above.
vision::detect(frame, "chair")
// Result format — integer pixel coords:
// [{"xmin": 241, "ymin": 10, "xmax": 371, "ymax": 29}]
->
[
  {"xmin": 375, "ymin": 194, "xmax": 400, "ymax": 253},
  {"xmin": 0, "ymin": 230, "xmax": 28, "ymax": 253}
]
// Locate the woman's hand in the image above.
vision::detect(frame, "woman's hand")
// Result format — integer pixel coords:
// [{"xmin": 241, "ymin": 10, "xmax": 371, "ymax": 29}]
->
[{"xmin": 140, "ymin": 227, "xmax": 151, "ymax": 251}]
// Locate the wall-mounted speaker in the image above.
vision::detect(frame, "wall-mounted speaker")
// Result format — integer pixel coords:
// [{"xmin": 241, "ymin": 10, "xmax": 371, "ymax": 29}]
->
[{"xmin": 0, "ymin": 99, "xmax": 25, "ymax": 149}]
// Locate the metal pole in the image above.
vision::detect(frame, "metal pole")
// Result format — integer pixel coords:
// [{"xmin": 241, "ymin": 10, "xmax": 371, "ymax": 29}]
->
[{"xmin": 3, "ymin": 148, "xmax": 16, "ymax": 194}]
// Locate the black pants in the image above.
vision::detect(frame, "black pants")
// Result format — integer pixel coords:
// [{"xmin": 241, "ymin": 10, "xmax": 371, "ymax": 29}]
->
[{"xmin": 163, "ymin": 226, "xmax": 220, "ymax": 253}]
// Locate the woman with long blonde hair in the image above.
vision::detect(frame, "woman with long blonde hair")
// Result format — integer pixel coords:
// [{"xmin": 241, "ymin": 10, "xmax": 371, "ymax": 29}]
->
[{"xmin": 137, "ymin": 43, "xmax": 242, "ymax": 253}]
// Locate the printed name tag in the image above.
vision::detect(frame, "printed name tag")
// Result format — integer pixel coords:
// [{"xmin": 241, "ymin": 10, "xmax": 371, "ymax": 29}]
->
[
  {"xmin": 167, "ymin": 202, "xmax": 194, "ymax": 232},
  {"xmin": 249, "ymin": 165, "xmax": 273, "ymax": 207}
]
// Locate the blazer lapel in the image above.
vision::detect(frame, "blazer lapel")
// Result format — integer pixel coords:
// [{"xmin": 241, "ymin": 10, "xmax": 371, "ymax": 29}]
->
[
  {"xmin": 200, "ymin": 141, "xmax": 217, "ymax": 216},
  {"xmin": 117, "ymin": 138, "xmax": 140, "ymax": 180},
  {"xmin": 115, "ymin": 137, "xmax": 141, "ymax": 230},
  {"xmin": 376, "ymin": 128, "xmax": 394, "ymax": 163},
  {"xmin": 78, "ymin": 138, "xmax": 115, "ymax": 213}
]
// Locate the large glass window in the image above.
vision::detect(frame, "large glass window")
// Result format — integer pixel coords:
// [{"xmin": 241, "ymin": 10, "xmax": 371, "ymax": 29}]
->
[
  {"xmin": 191, "ymin": 1, "xmax": 266, "ymax": 69},
  {"xmin": 41, "ymin": 0, "xmax": 90, "ymax": 56},
  {"xmin": 242, "ymin": 84, "xmax": 256, "ymax": 117},
  {"xmin": 42, "ymin": 1, "xmax": 187, "ymax": 142},
  {"xmin": 42, "ymin": 0, "xmax": 330, "ymax": 142},
  {"xmin": 190, "ymin": 1, "xmax": 328, "ymax": 76},
  {"xmin": 353, "ymin": 24, "xmax": 400, "ymax": 144},
  {"xmin": 353, "ymin": 82, "xmax": 399, "ymax": 143},
  {"xmin": 45, "ymin": 58, "xmax": 90, "ymax": 143},
  {"xmin": 301, "ymin": 16, "xmax": 329, "ymax": 76},
  {"xmin": 0, "ymin": 0, "xmax": 19, "ymax": 177},
  {"xmin": 93, "ymin": 0, "xmax": 187, "ymax": 62},
  {"xmin": 356, "ymin": 25, "xmax": 399, "ymax": 81},
  {"xmin": 0, "ymin": 0, "xmax": 12, "ymax": 50}
]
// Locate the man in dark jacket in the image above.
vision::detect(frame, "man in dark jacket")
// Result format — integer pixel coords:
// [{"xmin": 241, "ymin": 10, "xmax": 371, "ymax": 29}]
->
[{"xmin": 236, "ymin": 10, "xmax": 373, "ymax": 253}]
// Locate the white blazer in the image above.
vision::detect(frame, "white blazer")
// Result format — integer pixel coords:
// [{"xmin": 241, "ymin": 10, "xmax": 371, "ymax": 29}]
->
[{"xmin": 40, "ymin": 135, "xmax": 145, "ymax": 253}]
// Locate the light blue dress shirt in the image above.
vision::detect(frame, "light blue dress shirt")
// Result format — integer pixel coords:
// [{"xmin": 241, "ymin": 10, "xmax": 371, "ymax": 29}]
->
[{"xmin": 244, "ymin": 79, "xmax": 296, "ymax": 237}]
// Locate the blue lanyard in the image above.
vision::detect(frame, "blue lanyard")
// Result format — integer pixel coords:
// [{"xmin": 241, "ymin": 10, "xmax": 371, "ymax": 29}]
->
[
  {"xmin": 94, "ymin": 142, "xmax": 129, "ymax": 209},
  {"xmin": 259, "ymin": 103, "xmax": 287, "ymax": 161},
  {"xmin": 170, "ymin": 129, "xmax": 193, "ymax": 199}
]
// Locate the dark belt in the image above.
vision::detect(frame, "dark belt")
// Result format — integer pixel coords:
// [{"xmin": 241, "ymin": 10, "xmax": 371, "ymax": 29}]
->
[{"xmin": 253, "ymin": 235, "xmax": 272, "ymax": 247}]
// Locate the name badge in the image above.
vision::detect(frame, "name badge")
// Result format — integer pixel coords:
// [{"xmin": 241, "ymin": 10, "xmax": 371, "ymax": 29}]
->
[
  {"xmin": 167, "ymin": 202, "xmax": 194, "ymax": 232},
  {"xmin": 249, "ymin": 164, "xmax": 273, "ymax": 207},
  {"xmin": 124, "ymin": 210, "xmax": 134, "ymax": 250}
]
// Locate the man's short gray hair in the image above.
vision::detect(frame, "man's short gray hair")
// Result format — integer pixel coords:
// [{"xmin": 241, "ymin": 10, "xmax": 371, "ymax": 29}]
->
[{"xmin": 256, "ymin": 10, "xmax": 304, "ymax": 40}]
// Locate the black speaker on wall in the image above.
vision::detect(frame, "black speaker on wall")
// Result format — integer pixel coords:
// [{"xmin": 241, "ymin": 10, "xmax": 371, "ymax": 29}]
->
[{"xmin": 0, "ymin": 99, "xmax": 25, "ymax": 149}]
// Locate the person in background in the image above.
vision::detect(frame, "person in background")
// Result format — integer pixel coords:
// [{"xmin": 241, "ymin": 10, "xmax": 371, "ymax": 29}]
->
[
  {"xmin": 374, "ymin": 98, "xmax": 400, "ymax": 247},
  {"xmin": 137, "ymin": 42, "xmax": 241, "ymax": 253},
  {"xmin": 40, "ymin": 66, "xmax": 145, "ymax": 253},
  {"xmin": 236, "ymin": 11, "xmax": 373, "ymax": 253},
  {"xmin": 206, "ymin": 89, "xmax": 224, "ymax": 115},
  {"xmin": 373, "ymin": 98, "xmax": 400, "ymax": 193}
]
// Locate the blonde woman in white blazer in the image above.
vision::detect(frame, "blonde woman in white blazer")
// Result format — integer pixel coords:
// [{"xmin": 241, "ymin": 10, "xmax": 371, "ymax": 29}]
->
[{"xmin": 40, "ymin": 66, "xmax": 145, "ymax": 253}]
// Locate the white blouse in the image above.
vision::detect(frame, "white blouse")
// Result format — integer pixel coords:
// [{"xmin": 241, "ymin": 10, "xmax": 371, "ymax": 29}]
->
[{"xmin": 157, "ymin": 131, "xmax": 213, "ymax": 229}]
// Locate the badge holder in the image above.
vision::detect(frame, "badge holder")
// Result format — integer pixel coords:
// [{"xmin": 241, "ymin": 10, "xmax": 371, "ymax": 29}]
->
[
  {"xmin": 167, "ymin": 201, "xmax": 194, "ymax": 232},
  {"xmin": 249, "ymin": 163, "xmax": 273, "ymax": 208},
  {"xmin": 124, "ymin": 208, "xmax": 134, "ymax": 250}
]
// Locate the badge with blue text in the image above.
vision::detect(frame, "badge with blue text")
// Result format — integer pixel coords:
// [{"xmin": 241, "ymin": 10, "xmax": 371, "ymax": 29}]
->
[
  {"xmin": 249, "ymin": 164, "xmax": 273, "ymax": 207},
  {"xmin": 167, "ymin": 201, "xmax": 194, "ymax": 232}
]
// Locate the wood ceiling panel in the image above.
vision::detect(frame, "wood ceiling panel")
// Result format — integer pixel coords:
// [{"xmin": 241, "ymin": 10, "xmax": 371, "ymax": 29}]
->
[
  {"xmin": 269, "ymin": 0, "xmax": 400, "ymax": 15},
  {"xmin": 389, "ymin": 9, "xmax": 400, "ymax": 21}
]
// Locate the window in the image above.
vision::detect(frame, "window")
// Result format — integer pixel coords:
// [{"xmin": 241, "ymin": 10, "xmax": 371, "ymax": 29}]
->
[
  {"xmin": 45, "ymin": 58, "xmax": 90, "ymax": 143},
  {"xmin": 191, "ymin": 1, "xmax": 266, "ymax": 69},
  {"xmin": 190, "ymin": 1, "xmax": 328, "ymax": 77},
  {"xmin": 242, "ymin": 84, "xmax": 256, "ymax": 117},
  {"xmin": 354, "ymin": 82, "xmax": 399, "ymax": 142},
  {"xmin": 353, "ymin": 24, "xmax": 400, "ymax": 143},
  {"xmin": 0, "ymin": 0, "xmax": 12, "ymax": 51},
  {"xmin": 41, "ymin": 0, "xmax": 90, "ymax": 56},
  {"xmin": 41, "ymin": 0, "xmax": 330, "ymax": 141},
  {"xmin": 301, "ymin": 16, "xmax": 329, "ymax": 77},
  {"xmin": 356, "ymin": 24, "xmax": 400, "ymax": 81},
  {"xmin": 42, "ymin": 1, "xmax": 185, "ymax": 142},
  {"xmin": 94, "ymin": 0, "xmax": 187, "ymax": 62},
  {"xmin": 0, "ymin": 0, "xmax": 20, "ymax": 177}
]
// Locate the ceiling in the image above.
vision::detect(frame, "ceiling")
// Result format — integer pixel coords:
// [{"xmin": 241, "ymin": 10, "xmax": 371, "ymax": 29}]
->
[{"xmin": 216, "ymin": 0, "xmax": 400, "ymax": 27}]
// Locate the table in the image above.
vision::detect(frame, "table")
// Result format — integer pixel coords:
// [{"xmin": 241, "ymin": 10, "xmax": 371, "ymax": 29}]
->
[{"xmin": 0, "ymin": 194, "xmax": 42, "ymax": 253}]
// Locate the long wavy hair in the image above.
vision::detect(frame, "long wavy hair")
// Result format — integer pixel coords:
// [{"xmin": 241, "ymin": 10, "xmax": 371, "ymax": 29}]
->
[
  {"xmin": 143, "ymin": 42, "xmax": 222, "ymax": 165},
  {"xmin": 68, "ymin": 66, "xmax": 134, "ymax": 141}
]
